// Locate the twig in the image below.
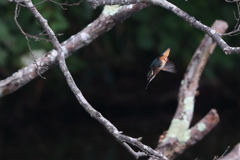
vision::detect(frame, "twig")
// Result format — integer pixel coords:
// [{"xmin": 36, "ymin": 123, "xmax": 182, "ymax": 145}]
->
[
  {"xmin": 14, "ymin": 5, "xmax": 49, "ymax": 42},
  {"xmin": 222, "ymin": 1, "xmax": 240, "ymax": 36},
  {"xmin": 121, "ymin": 142, "xmax": 147, "ymax": 159},
  {"xmin": 14, "ymin": 4, "xmax": 46, "ymax": 79},
  {"xmin": 12, "ymin": 0, "xmax": 81, "ymax": 10},
  {"xmin": 220, "ymin": 143, "xmax": 240, "ymax": 160},
  {"xmin": 218, "ymin": 146, "xmax": 230, "ymax": 160}
]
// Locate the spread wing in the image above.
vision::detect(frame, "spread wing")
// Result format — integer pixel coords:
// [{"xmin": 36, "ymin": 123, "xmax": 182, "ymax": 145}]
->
[{"xmin": 162, "ymin": 60, "xmax": 176, "ymax": 73}]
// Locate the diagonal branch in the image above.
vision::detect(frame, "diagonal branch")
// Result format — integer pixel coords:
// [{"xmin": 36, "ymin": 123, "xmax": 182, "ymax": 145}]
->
[
  {"xmin": 187, "ymin": 109, "xmax": 219, "ymax": 146},
  {"xmin": 0, "ymin": 3, "xmax": 149, "ymax": 97},
  {"xmin": 149, "ymin": 0, "xmax": 234, "ymax": 54},
  {"xmin": 221, "ymin": 143, "xmax": 240, "ymax": 160}
]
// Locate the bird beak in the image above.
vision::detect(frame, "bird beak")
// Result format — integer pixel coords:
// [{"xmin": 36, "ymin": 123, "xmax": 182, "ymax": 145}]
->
[{"xmin": 163, "ymin": 48, "xmax": 170, "ymax": 57}]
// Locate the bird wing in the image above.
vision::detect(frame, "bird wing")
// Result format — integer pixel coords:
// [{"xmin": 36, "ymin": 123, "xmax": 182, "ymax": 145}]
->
[
  {"xmin": 150, "ymin": 57, "xmax": 162, "ymax": 68},
  {"xmin": 162, "ymin": 60, "xmax": 176, "ymax": 73}
]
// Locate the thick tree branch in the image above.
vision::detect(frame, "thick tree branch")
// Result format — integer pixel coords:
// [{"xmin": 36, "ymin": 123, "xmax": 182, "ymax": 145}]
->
[
  {"xmin": 148, "ymin": 20, "xmax": 226, "ymax": 160},
  {"xmin": 0, "ymin": 3, "xmax": 149, "ymax": 97},
  {"xmin": 87, "ymin": 0, "xmax": 146, "ymax": 8},
  {"xmin": 88, "ymin": 0, "xmax": 148, "ymax": 9},
  {"xmin": 187, "ymin": 109, "xmax": 219, "ymax": 146}
]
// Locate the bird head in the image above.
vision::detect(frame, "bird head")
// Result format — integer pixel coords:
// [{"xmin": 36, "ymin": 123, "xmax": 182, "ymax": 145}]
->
[{"xmin": 160, "ymin": 48, "xmax": 170, "ymax": 62}]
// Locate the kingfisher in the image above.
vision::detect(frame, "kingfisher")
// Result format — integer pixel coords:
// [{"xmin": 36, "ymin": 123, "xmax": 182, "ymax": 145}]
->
[{"xmin": 146, "ymin": 48, "xmax": 176, "ymax": 89}]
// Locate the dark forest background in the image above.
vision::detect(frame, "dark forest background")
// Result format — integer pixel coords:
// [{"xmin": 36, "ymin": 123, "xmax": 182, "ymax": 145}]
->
[{"xmin": 0, "ymin": 0, "xmax": 240, "ymax": 159}]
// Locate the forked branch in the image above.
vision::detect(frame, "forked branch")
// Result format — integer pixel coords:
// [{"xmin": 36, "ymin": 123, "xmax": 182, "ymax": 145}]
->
[{"xmin": 14, "ymin": 0, "xmax": 166, "ymax": 159}]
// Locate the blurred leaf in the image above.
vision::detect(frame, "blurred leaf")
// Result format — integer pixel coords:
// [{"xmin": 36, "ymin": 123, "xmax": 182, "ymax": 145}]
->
[
  {"xmin": 0, "ymin": 48, "xmax": 7, "ymax": 66},
  {"xmin": 0, "ymin": 20, "xmax": 9, "ymax": 41},
  {"xmin": 136, "ymin": 25, "xmax": 154, "ymax": 50},
  {"xmin": 66, "ymin": 55, "xmax": 87, "ymax": 73}
]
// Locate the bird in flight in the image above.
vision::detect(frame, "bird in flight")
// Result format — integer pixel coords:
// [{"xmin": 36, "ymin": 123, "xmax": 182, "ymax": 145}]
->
[{"xmin": 146, "ymin": 48, "xmax": 176, "ymax": 89}]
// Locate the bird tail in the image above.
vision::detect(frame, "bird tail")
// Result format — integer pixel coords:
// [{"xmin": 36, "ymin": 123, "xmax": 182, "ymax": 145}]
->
[{"xmin": 146, "ymin": 81, "xmax": 150, "ymax": 89}]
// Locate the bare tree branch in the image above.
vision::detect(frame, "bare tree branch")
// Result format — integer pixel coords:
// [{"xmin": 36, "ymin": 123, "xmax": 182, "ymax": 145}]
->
[
  {"xmin": 187, "ymin": 109, "xmax": 219, "ymax": 146},
  {"xmin": 225, "ymin": 0, "xmax": 240, "ymax": 3},
  {"xmin": 148, "ymin": 20, "xmax": 227, "ymax": 160},
  {"xmin": 14, "ymin": 4, "xmax": 47, "ymax": 79},
  {"xmin": 0, "ymin": 4, "xmax": 149, "ymax": 97},
  {"xmin": 214, "ymin": 146, "xmax": 230, "ymax": 160},
  {"xmin": 14, "ymin": 4, "xmax": 49, "ymax": 42},
  {"xmin": 87, "ymin": 0, "xmax": 240, "ymax": 54},
  {"xmin": 121, "ymin": 142, "xmax": 147, "ymax": 159},
  {"xmin": 222, "ymin": 1, "xmax": 240, "ymax": 36},
  {"xmin": 88, "ymin": 0, "xmax": 147, "ymax": 9}
]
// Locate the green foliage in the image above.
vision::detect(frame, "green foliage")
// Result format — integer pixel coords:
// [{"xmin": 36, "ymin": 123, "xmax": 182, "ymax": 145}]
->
[
  {"xmin": 0, "ymin": 47, "xmax": 7, "ymax": 66},
  {"xmin": 66, "ymin": 54, "xmax": 87, "ymax": 72},
  {"xmin": 0, "ymin": 0, "xmax": 71, "ymax": 68},
  {"xmin": 136, "ymin": 25, "xmax": 154, "ymax": 50}
]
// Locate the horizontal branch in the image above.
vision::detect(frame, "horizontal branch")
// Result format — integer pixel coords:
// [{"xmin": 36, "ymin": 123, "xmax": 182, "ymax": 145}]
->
[
  {"xmin": 87, "ymin": 0, "xmax": 149, "ymax": 8},
  {"xmin": 88, "ymin": 0, "xmax": 148, "ymax": 8}
]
